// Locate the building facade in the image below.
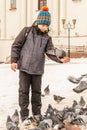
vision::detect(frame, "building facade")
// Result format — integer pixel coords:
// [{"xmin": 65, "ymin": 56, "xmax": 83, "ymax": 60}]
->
[{"xmin": 0, "ymin": 0, "xmax": 87, "ymax": 61}]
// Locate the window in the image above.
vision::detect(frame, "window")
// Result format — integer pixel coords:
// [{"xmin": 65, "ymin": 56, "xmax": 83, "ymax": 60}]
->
[
  {"xmin": 38, "ymin": 0, "xmax": 47, "ymax": 10},
  {"xmin": 10, "ymin": 0, "xmax": 16, "ymax": 10}
]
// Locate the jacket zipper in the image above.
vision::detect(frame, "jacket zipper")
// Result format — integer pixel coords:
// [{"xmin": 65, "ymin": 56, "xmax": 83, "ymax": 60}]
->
[{"xmin": 40, "ymin": 38, "xmax": 42, "ymax": 47}]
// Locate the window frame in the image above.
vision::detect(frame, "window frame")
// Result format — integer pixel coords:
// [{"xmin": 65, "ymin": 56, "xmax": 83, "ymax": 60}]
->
[
  {"xmin": 38, "ymin": 0, "xmax": 47, "ymax": 10},
  {"xmin": 10, "ymin": 0, "xmax": 17, "ymax": 10}
]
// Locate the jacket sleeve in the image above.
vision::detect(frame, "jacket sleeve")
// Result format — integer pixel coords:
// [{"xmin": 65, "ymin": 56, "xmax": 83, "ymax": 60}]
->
[
  {"xmin": 45, "ymin": 37, "xmax": 63, "ymax": 63},
  {"xmin": 11, "ymin": 27, "xmax": 31, "ymax": 63}
]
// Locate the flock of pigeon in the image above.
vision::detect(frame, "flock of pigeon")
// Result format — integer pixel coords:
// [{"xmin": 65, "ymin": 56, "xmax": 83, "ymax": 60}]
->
[
  {"xmin": 6, "ymin": 85, "xmax": 87, "ymax": 130},
  {"xmin": 6, "ymin": 96, "xmax": 87, "ymax": 130},
  {"xmin": 6, "ymin": 74, "xmax": 87, "ymax": 130}
]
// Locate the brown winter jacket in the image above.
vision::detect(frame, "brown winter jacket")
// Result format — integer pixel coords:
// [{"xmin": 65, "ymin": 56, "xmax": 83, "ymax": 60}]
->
[{"xmin": 11, "ymin": 26, "xmax": 63, "ymax": 74}]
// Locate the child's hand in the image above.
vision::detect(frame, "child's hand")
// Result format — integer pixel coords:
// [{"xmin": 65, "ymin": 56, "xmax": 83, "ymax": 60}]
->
[
  {"xmin": 60, "ymin": 57, "xmax": 70, "ymax": 63},
  {"xmin": 11, "ymin": 63, "xmax": 18, "ymax": 71}
]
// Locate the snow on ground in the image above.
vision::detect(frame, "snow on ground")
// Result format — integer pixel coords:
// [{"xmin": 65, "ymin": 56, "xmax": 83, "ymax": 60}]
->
[{"xmin": 0, "ymin": 58, "xmax": 87, "ymax": 129}]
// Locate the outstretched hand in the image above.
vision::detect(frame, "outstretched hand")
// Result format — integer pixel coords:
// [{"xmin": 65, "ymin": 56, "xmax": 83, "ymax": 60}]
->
[{"xmin": 60, "ymin": 57, "xmax": 70, "ymax": 63}]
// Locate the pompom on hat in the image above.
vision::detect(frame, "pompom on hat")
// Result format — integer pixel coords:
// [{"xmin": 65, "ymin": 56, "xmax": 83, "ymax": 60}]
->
[{"xmin": 36, "ymin": 6, "xmax": 51, "ymax": 26}]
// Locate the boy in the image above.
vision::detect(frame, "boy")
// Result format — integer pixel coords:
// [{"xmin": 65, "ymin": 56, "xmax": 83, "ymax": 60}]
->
[{"xmin": 11, "ymin": 6, "xmax": 70, "ymax": 125}]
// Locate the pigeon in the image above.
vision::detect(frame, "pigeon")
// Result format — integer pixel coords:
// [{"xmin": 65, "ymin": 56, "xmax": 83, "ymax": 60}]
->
[
  {"xmin": 68, "ymin": 76, "xmax": 82, "ymax": 84},
  {"xmin": 72, "ymin": 100, "xmax": 78, "ymax": 108},
  {"xmin": 71, "ymin": 100, "xmax": 81, "ymax": 114},
  {"xmin": 81, "ymin": 74, "xmax": 87, "ymax": 77},
  {"xmin": 6, "ymin": 115, "xmax": 19, "ymax": 130},
  {"xmin": 50, "ymin": 115, "xmax": 59, "ymax": 126},
  {"xmin": 44, "ymin": 85, "xmax": 50, "ymax": 95},
  {"xmin": 77, "ymin": 115, "xmax": 87, "ymax": 124},
  {"xmin": 45, "ymin": 104, "xmax": 54, "ymax": 117},
  {"xmin": 79, "ymin": 96, "xmax": 86, "ymax": 108},
  {"xmin": 71, "ymin": 117, "xmax": 86, "ymax": 126},
  {"xmin": 53, "ymin": 95, "xmax": 65, "ymax": 103},
  {"xmin": 80, "ymin": 107, "xmax": 87, "ymax": 115},
  {"xmin": 38, "ymin": 121, "xmax": 50, "ymax": 130},
  {"xmin": 73, "ymin": 77, "xmax": 87, "ymax": 93},
  {"xmin": 12, "ymin": 109, "xmax": 19, "ymax": 126},
  {"xmin": 40, "ymin": 118, "xmax": 53, "ymax": 128},
  {"xmin": 53, "ymin": 124, "xmax": 59, "ymax": 130}
]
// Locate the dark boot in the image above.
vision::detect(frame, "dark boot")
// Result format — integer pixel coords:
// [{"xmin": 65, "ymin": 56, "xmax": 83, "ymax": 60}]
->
[{"xmin": 33, "ymin": 114, "xmax": 42, "ymax": 124}]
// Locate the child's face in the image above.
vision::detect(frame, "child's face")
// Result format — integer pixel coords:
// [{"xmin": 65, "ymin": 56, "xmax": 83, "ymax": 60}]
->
[{"xmin": 38, "ymin": 24, "xmax": 48, "ymax": 32}]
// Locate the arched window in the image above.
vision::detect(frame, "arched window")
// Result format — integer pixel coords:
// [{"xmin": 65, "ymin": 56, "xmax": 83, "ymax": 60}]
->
[{"xmin": 38, "ymin": 0, "xmax": 47, "ymax": 10}]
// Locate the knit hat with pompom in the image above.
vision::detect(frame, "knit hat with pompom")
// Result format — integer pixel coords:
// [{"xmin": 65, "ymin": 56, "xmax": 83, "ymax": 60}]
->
[{"xmin": 36, "ymin": 6, "xmax": 51, "ymax": 26}]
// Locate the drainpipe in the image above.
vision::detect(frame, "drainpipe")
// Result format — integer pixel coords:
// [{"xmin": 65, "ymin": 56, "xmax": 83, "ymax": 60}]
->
[
  {"xmin": 1, "ymin": 0, "xmax": 6, "ymax": 38},
  {"xmin": 4, "ymin": 0, "xmax": 6, "ymax": 37},
  {"xmin": 26, "ymin": 0, "xmax": 27, "ymax": 25},
  {"xmin": 58, "ymin": 0, "xmax": 60, "ymax": 35},
  {"xmin": 21, "ymin": 0, "xmax": 27, "ymax": 28}
]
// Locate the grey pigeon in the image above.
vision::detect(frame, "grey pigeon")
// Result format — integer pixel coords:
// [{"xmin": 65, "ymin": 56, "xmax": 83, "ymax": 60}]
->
[
  {"xmin": 77, "ymin": 115, "xmax": 87, "ymax": 124},
  {"xmin": 53, "ymin": 124, "xmax": 59, "ymax": 130},
  {"xmin": 81, "ymin": 74, "xmax": 87, "ymax": 77},
  {"xmin": 6, "ymin": 115, "xmax": 19, "ymax": 130},
  {"xmin": 73, "ymin": 81, "xmax": 87, "ymax": 93},
  {"xmin": 44, "ymin": 85, "xmax": 50, "ymax": 95},
  {"xmin": 46, "ymin": 48, "xmax": 66, "ymax": 58},
  {"xmin": 80, "ymin": 107, "xmax": 87, "ymax": 115},
  {"xmin": 73, "ymin": 76, "xmax": 87, "ymax": 93},
  {"xmin": 39, "ymin": 118, "xmax": 52, "ymax": 129},
  {"xmin": 53, "ymin": 95, "xmax": 65, "ymax": 103},
  {"xmin": 71, "ymin": 117, "xmax": 86, "ymax": 126},
  {"xmin": 50, "ymin": 115, "xmax": 59, "ymax": 126},
  {"xmin": 54, "ymin": 48, "xmax": 67, "ymax": 58},
  {"xmin": 12, "ymin": 109, "xmax": 19, "ymax": 126},
  {"xmin": 79, "ymin": 96, "xmax": 86, "ymax": 108},
  {"xmin": 68, "ymin": 75, "xmax": 82, "ymax": 84},
  {"xmin": 72, "ymin": 100, "xmax": 82, "ymax": 113},
  {"xmin": 45, "ymin": 104, "xmax": 54, "ymax": 117},
  {"xmin": 72, "ymin": 100, "xmax": 78, "ymax": 108}
]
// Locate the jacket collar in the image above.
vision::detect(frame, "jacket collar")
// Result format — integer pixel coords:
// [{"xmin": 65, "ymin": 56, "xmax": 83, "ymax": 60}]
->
[{"xmin": 33, "ymin": 25, "xmax": 47, "ymax": 35}]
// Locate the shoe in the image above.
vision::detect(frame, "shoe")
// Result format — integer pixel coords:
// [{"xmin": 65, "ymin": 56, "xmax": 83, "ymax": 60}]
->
[
  {"xmin": 73, "ymin": 81, "xmax": 87, "ymax": 93},
  {"xmin": 22, "ymin": 117, "xmax": 31, "ymax": 126},
  {"xmin": 33, "ymin": 114, "xmax": 42, "ymax": 124}
]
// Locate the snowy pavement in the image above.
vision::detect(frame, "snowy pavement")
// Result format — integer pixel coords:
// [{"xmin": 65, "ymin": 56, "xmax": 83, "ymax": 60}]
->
[{"xmin": 0, "ymin": 58, "xmax": 87, "ymax": 129}]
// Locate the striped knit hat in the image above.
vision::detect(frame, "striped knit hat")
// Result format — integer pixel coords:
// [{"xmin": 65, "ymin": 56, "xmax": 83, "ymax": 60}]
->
[{"xmin": 36, "ymin": 6, "xmax": 51, "ymax": 26}]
